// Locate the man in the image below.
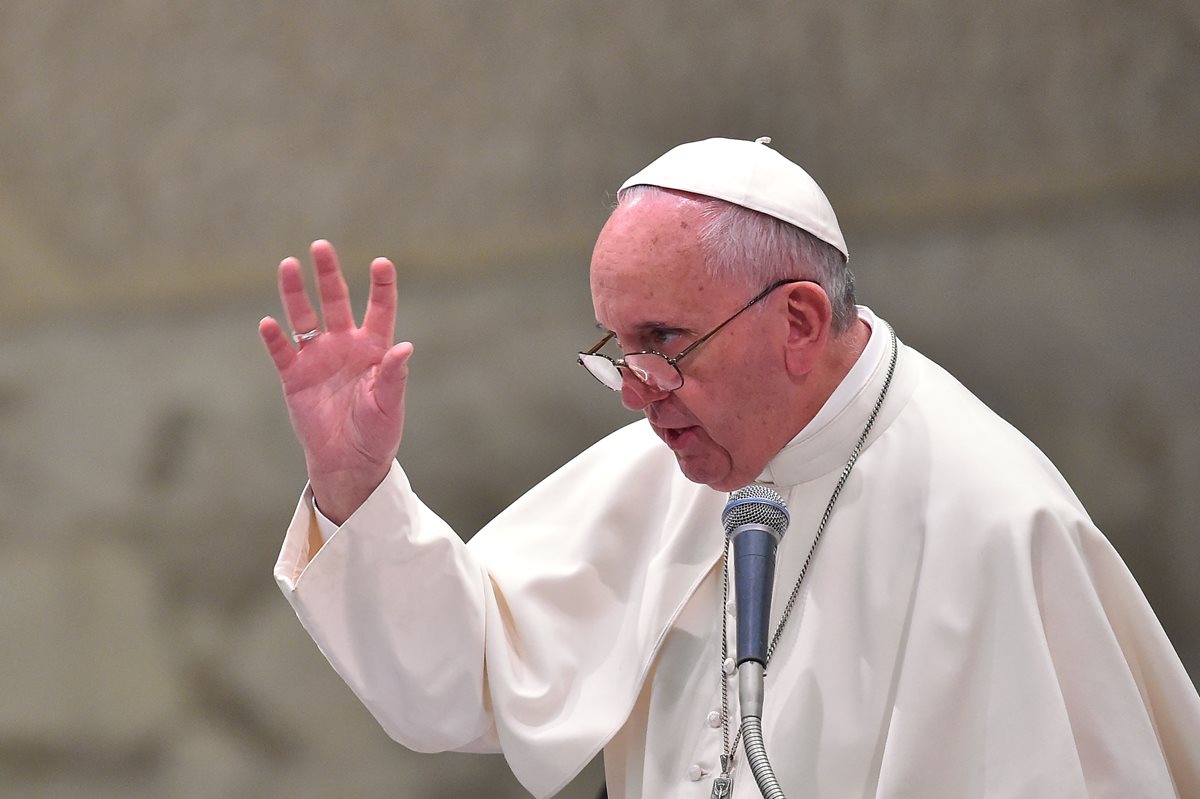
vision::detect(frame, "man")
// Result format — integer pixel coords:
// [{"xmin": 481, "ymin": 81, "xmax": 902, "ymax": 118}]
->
[{"xmin": 262, "ymin": 138, "xmax": 1200, "ymax": 798}]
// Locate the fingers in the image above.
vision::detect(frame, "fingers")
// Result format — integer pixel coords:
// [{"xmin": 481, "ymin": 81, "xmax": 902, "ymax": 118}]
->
[
  {"xmin": 275, "ymin": 240, "xmax": 396, "ymax": 345},
  {"xmin": 361, "ymin": 257, "xmax": 398, "ymax": 342},
  {"xmin": 258, "ymin": 316, "xmax": 297, "ymax": 372},
  {"xmin": 374, "ymin": 341, "xmax": 414, "ymax": 416},
  {"xmin": 278, "ymin": 257, "xmax": 321, "ymax": 338},
  {"xmin": 311, "ymin": 239, "xmax": 356, "ymax": 332}
]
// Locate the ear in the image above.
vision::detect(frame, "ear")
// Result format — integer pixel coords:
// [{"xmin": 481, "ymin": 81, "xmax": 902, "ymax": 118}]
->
[{"xmin": 782, "ymin": 281, "xmax": 833, "ymax": 377}]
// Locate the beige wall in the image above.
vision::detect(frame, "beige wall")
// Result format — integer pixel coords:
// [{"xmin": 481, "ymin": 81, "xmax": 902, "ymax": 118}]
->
[{"xmin": 1, "ymin": 2, "xmax": 1197, "ymax": 796}]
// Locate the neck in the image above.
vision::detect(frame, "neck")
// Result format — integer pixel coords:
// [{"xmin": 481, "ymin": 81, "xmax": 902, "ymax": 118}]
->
[
  {"xmin": 830, "ymin": 317, "xmax": 873, "ymax": 374},
  {"xmin": 789, "ymin": 317, "xmax": 872, "ymax": 434}
]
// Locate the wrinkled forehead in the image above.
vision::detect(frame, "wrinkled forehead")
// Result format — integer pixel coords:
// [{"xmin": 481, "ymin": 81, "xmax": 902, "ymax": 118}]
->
[
  {"xmin": 590, "ymin": 191, "xmax": 708, "ymax": 279},
  {"xmin": 589, "ymin": 196, "xmax": 744, "ymax": 330}
]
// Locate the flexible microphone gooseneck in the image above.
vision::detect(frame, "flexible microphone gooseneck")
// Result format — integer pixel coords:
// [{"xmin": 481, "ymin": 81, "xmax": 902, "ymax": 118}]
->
[{"xmin": 721, "ymin": 485, "xmax": 791, "ymax": 799}]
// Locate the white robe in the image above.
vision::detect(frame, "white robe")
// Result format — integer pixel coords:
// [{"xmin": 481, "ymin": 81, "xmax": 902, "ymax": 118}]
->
[{"xmin": 275, "ymin": 322, "xmax": 1200, "ymax": 798}]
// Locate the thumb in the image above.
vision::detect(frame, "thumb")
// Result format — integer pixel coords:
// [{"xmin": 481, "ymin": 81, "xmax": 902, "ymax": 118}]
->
[{"xmin": 374, "ymin": 341, "xmax": 414, "ymax": 416}]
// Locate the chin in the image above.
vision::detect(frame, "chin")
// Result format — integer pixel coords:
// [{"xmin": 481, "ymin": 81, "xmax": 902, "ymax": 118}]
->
[
  {"xmin": 704, "ymin": 475, "xmax": 753, "ymax": 492},
  {"xmin": 673, "ymin": 455, "xmax": 745, "ymax": 492},
  {"xmin": 666, "ymin": 433, "xmax": 762, "ymax": 491}
]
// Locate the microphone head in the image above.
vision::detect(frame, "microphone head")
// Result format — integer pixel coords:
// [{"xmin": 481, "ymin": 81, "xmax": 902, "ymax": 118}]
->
[{"xmin": 721, "ymin": 485, "xmax": 790, "ymax": 539}]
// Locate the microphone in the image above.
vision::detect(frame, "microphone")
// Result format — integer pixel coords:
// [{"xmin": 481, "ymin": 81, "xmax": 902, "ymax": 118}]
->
[{"xmin": 721, "ymin": 485, "xmax": 790, "ymax": 720}]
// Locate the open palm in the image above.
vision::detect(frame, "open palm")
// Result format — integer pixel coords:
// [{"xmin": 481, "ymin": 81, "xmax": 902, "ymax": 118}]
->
[{"xmin": 259, "ymin": 240, "xmax": 413, "ymax": 524}]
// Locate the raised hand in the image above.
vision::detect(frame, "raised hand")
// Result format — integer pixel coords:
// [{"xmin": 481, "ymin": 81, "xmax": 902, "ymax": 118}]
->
[{"xmin": 259, "ymin": 240, "xmax": 414, "ymax": 524}]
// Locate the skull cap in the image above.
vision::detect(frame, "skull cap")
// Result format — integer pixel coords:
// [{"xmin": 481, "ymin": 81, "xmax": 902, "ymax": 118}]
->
[{"xmin": 619, "ymin": 136, "xmax": 848, "ymax": 260}]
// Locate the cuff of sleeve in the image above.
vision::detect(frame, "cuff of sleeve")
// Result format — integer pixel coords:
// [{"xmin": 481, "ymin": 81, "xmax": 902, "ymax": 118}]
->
[
  {"xmin": 274, "ymin": 461, "xmax": 407, "ymax": 590},
  {"xmin": 312, "ymin": 498, "xmax": 340, "ymax": 542}
]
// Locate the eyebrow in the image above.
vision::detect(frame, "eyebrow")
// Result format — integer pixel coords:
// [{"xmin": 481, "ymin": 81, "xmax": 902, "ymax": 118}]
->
[
  {"xmin": 597, "ymin": 319, "xmax": 686, "ymax": 330},
  {"xmin": 593, "ymin": 321, "xmax": 701, "ymax": 349},
  {"xmin": 637, "ymin": 320, "xmax": 699, "ymax": 335}
]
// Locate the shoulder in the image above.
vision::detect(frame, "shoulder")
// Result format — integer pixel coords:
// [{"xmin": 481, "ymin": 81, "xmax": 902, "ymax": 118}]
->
[
  {"xmin": 547, "ymin": 418, "xmax": 681, "ymax": 487},
  {"xmin": 472, "ymin": 418, "xmax": 715, "ymax": 541},
  {"xmin": 468, "ymin": 418, "xmax": 725, "ymax": 578},
  {"xmin": 878, "ymin": 344, "xmax": 1097, "ymax": 567},
  {"xmin": 884, "ymin": 350, "xmax": 1119, "ymax": 597}
]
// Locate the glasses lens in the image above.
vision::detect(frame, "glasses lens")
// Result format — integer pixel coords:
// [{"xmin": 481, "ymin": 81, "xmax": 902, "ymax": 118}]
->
[
  {"xmin": 578, "ymin": 354, "xmax": 623, "ymax": 391},
  {"xmin": 625, "ymin": 353, "xmax": 683, "ymax": 392}
]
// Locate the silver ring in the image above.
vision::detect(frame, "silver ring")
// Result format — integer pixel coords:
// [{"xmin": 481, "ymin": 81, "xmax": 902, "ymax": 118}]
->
[{"xmin": 292, "ymin": 328, "xmax": 321, "ymax": 345}]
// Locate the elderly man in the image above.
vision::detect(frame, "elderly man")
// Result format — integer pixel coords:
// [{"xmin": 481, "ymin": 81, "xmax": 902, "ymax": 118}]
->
[{"xmin": 262, "ymin": 138, "xmax": 1200, "ymax": 798}]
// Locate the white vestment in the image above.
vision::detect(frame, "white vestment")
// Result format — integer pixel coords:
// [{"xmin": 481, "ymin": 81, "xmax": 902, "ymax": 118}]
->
[{"xmin": 275, "ymin": 317, "xmax": 1200, "ymax": 798}]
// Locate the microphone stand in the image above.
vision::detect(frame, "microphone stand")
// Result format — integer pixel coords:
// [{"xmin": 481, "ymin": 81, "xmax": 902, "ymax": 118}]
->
[{"xmin": 738, "ymin": 661, "xmax": 786, "ymax": 799}]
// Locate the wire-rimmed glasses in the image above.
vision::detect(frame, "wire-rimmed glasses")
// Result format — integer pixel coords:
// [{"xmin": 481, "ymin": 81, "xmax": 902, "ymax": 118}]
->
[{"xmin": 577, "ymin": 279, "xmax": 805, "ymax": 392}]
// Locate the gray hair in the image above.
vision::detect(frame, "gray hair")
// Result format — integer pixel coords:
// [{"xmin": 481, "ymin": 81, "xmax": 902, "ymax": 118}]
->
[{"xmin": 616, "ymin": 185, "xmax": 857, "ymax": 334}]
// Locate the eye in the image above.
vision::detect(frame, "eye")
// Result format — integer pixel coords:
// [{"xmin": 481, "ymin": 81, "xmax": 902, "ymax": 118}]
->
[{"xmin": 646, "ymin": 327, "xmax": 683, "ymax": 349}]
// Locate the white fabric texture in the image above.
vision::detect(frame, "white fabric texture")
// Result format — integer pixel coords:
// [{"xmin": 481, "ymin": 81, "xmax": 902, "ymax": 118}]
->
[{"xmin": 275, "ymin": 318, "xmax": 1200, "ymax": 799}]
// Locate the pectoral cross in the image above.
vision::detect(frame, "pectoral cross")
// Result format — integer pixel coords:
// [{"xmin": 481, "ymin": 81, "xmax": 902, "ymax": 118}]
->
[{"xmin": 711, "ymin": 755, "xmax": 734, "ymax": 798}]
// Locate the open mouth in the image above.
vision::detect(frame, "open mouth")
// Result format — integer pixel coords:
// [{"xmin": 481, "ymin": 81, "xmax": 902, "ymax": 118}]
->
[{"xmin": 659, "ymin": 425, "xmax": 698, "ymax": 448}]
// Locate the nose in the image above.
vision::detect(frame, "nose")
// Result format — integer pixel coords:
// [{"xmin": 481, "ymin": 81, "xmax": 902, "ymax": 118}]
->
[{"xmin": 620, "ymin": 375, "xmax": 669, "ymax": 411}]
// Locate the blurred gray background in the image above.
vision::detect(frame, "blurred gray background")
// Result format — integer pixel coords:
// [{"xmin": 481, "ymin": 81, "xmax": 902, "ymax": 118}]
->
[{"xmin": 1, "ymin": 2, "xmax": 1197, "ymax": 797}]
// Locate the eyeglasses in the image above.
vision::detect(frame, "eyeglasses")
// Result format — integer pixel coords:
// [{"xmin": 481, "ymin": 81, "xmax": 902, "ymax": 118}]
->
[{"xmin": 577, "ymin": 279, "xmax": 805, "ymax": 393}]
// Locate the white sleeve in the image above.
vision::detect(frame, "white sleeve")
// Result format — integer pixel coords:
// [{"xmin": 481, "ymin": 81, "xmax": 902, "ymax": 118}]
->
[
  {"xmin": 271, "ymin": 421, "xmax": 724, "ymax": 799},
  {"xmin": 311, "ymin": 498, "xmax": 339, "ymax": 542},
  {"xmin": 274, "ymin": 460, "xmax": 501, "ymax": 754}
]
